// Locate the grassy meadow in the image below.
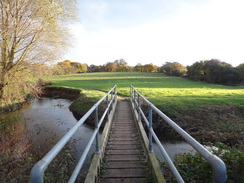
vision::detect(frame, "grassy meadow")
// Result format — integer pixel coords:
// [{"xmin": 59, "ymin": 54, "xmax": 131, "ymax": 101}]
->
[{"xmin": 46, "ymin": 72, "xmax": 244, "ymax": 108}]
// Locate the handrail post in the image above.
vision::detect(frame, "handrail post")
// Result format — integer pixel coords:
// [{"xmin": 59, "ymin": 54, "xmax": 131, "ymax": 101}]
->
[
  {"xmin": 137, "ymin": 93, "xmax": 141, "ymax": 122},
  {"xmin": 106, "ymin": 95, "xmax": 109, "ymax": 122},
  {"xmin": 114, "ymin": 86, "xmax": 117, "ymax": 102},
  {"xmin": 130, "ymin": 86, "xmax": 132, "ymax": 99},
  {"xmin": 112, "ymin": 86, "xmax": 116, "ymax": 105},
  {"xmin": 149, "ymin": 105, "xmax": 153, "ymax": 153},
  {"xmin": 95, "ymin": 106, "xmax": 99, "ymax": 153},
  {"xmin": 110, "ymin": 91, "xmax": 113, "ymax": 105},
  {"xmin": 133, "ymin": 88, "xmax": 136, "ymax": 102},
  {"xmin": 130, "ymin": 85, "xmax": 132, "ymax": 99}
]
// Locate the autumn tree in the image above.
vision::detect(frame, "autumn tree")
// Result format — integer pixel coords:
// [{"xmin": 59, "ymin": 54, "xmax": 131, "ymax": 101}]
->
[
  {"xmin": 186, "ymin": 61, "xmax": 206, "ymax": 81},
  {"xmin": 143, "ymin": 64, "xmax": 157, "ymax": 72},
  {"xmin": 114, "ymin": 59, "xmax": 128, "ymax": 67},
  {"xmin": 81, "ymin": 63, "xmax": 88, "ymax": 73},
  {"xmin": 187, "ymin": 59, "xmax": 239, "ymax": 85},
  {"xmin": 70, "ymin": 62, "xmax": 87, "ymax": 73},
  {"xmin": 114, "ymin": 59, "xmax": 128, "ymax": 72},
  {"xmin": 88, "ymin": 64, "xmax": 102, "ymax": 72},
  {"xmin": 134, "ymin": 63, "xmax": 143, "ymax": 72},
  {"xmin": 236, "ymin": 63, "xmax": 244, "ymax": 82},
  {"xmin": 104, "ymin": 62, "xmax": 117, "ymax": 72},
  {"xmin": 161, "ymin": 62, "xmax": 186, "ymax": 76},
  {"xmin": 88, "ymin": 64, "xmax": 96, "ymax": 72},
  {"xmin": 54, "ymin": 60, "xmax": 87, "ymax": 74},
  {"xmin": 56, "ymin": 60, "xmax": 73, "ymax": 74},
  {"xmin": 0, "ymin": 0, "xmax": 77, "ymax": 106},
  {"xmin": 204, "ymin": 59, "xmax": 238, "ymax": 84},
  {"xmin": 31, "ymin": 63, "xmax": 53, "ymax": 77}
]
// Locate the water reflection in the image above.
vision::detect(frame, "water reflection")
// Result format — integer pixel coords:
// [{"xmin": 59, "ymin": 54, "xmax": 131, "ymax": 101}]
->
[
  {"xmin": 1, "ymin": 97, "xmax": 97, "ymax": 160},
  {"xmin": 1, "ymin": 97, "xmax": 196, "ymax": 164},
  {"xmin": 153, "ymin": 140, "xmax": 196, "ymax": 162}
]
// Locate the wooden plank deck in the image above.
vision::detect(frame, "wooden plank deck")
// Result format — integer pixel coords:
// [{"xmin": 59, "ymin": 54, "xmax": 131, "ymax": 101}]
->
[{"xmin": 99, "ymin": 101, "xmax": 150, "ymax": 183}]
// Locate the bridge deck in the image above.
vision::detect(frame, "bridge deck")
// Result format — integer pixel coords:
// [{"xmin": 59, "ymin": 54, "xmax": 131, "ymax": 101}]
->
[{"xmin": 99, "ymin": 101, "xmax": 150, "ymax": 183}]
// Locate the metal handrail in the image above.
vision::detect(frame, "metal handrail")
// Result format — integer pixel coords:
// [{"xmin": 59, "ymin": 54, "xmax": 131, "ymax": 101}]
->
[
  {"xmin": 130, "ymin": 85, "xmax": 227, "ymax": 183},
  {"xmin": 30, "ymin": 85, "xmax": 117, "ymax": 183}
]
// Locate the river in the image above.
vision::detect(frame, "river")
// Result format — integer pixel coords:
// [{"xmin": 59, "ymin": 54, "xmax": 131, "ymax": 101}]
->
[{"xmin": 1, "ymin": 97, "xmax": 195, "ymax": 163}]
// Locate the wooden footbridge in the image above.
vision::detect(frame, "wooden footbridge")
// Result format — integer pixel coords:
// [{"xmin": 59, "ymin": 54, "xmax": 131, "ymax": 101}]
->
[
  {"xmin": 30, "ymin": 85, "xmax": 227, "ymax": 183},
  {"xmin": 95, "ymin": 101, "xmax": 155, "ymax": 183}
]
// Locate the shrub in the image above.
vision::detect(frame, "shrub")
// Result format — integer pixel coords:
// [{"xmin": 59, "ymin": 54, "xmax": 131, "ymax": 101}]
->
[{"xmin": 174, "ymin": 143, "xmax": 244, "ymax": 182}]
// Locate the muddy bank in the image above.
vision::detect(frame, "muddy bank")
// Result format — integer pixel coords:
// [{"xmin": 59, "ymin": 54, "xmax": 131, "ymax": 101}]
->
[
  {"xmin": 152, "ymin": 105, "xmax": 244, "ymax": 147},
  {"xmin": 0, "ymin": 94, "xmax": 33, "ymax": 114},
  {"xmin": 0, "ymin": 86, "xmax": 80, "ymax": 114},
  {"xmin": 69, "ymin": 94, "xmax": 107, "ymax": 125},
  {"xmin": 43, "ymin": 87, "xmax": 80, "ymax": 100},
  {"xmin": 0, "ymin": 101, "xmax": 26, "ymax": 114},
  {"xmin": 43, "ymin": 87, "xmax": 106, "ymax": 124},
  {"xmin": 43, "ymin": 87, "xmax": 90, "ymax": 121}
]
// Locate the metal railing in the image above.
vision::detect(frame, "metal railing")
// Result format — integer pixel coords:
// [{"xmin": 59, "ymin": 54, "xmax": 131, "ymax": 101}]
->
[
  {"xmin": 30, "ymin": 85, "xmax": 117, "ymax": 183},
  {"xmin": 130, "ymin": 85, "xmax": 227, "ymax": 183}
]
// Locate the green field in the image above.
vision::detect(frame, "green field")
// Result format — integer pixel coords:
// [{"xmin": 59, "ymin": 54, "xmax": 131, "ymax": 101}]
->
[{"xmin": 47, "ymin": 72, "xmax": 244, "ymax": 109}]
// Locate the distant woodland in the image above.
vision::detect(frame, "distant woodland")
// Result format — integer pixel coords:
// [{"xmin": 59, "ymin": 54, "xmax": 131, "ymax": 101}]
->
[{"xmin": 37, "ymin": 58, "xmax": 244, "ymax": 86}]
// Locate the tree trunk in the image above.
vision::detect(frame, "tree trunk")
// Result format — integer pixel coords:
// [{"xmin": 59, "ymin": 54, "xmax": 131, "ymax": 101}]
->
[{"xmin": 0, "ymin": 69, "xmax": 7, "ymax": 99}]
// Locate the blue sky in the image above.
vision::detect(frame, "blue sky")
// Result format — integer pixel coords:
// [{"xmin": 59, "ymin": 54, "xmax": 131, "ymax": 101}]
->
[{"xmin": 64, "ymin": 0, "xmax": 244, "ymax": 67}]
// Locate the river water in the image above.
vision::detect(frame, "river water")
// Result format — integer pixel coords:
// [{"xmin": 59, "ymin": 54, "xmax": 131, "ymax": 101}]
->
[{"xmin": 2, "ymin": 97, "xmax": 195, "ymax": 163}]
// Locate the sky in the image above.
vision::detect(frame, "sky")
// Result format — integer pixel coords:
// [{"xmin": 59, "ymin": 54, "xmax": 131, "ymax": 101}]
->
[{"xmin": 64, "ymin": 0, "xmax": 244, "ymax": 67}]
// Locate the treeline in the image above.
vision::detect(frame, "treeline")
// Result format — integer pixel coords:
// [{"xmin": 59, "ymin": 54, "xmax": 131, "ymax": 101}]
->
[
  {"xmin": 34, "ymin": 59, "xmax": 159, "ymax": 76},
  {"xmin": 160, "ymin": 59, "xmax": 244, "ymax": 85},
  {"xmin": 36, "ymin": 58, "xmax": 244, "ymax": 86},
  {"xmin": 187, "ymin": 59, "xmax": 244, "ymax": 85}
]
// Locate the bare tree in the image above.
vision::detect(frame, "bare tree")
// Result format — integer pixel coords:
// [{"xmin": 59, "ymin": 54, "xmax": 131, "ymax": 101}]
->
[{"xmin": 0, "ymin": 0, "xmax": 77, "ymax": 106}]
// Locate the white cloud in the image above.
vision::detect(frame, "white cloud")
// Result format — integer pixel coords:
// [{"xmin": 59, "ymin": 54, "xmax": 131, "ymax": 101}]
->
[{"xmin": 64, "ymin": 0, "xmax": 244, "ymax": 67}]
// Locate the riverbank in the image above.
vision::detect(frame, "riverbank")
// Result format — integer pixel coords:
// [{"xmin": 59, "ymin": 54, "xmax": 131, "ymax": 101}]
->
[
  {"xmin": 43, "ymin": 87, "xmax": 80, "ymax": 100},
  {"xmin": 0, "ymin": 95, "xmax": 32, "ymax": 114},
  {"xmin": 152, "ymin": 104, "xmax": 244, "ymax": 148}
]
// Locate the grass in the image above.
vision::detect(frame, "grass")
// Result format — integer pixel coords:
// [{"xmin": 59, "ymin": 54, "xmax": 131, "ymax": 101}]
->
[{"xmin": 45, "ymin": 72, "xmax": 244, "ymax": 109}]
